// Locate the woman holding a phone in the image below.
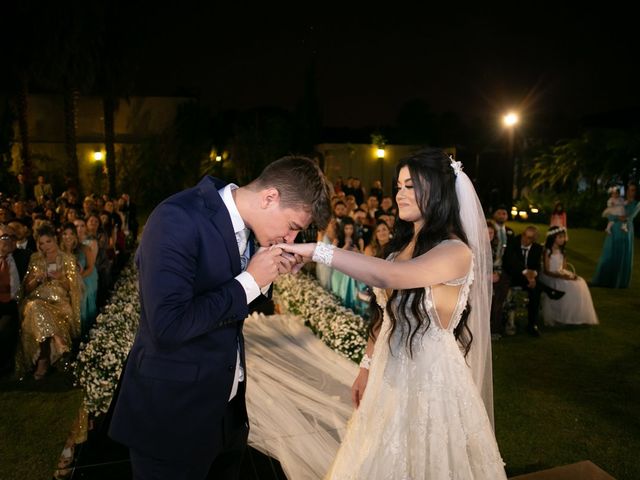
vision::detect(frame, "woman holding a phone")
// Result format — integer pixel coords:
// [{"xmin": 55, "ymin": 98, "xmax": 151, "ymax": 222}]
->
[{"xmin": 18, "ymin": 223, "xmax": 82, "ymax": 379}]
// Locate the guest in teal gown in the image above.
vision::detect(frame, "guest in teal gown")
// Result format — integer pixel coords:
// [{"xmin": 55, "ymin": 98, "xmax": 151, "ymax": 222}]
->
[
  {"xmin": 70, "ymin": 220, "xmax": 100, "ymax": 337},
  {"xmin": 592, "ymin": 183, "xmax": 639, "ymax": 288},
  {"xmin": 330, "ymin": 218, "xmax": 367, "ymax": 312},
  {"xmin": 315, "ymin": 219, "xmax": 338, "ymax": 290}
]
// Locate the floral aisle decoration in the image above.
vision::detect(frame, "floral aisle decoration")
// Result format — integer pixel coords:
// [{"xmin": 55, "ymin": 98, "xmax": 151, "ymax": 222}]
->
[
  {"xmin": 73, "ymin": 269, "xmax": 368, "ymax": 416},
  {"xmin": 73, "ymin": 266, "xmax": 140, "ymax": 416},
  {"xmin": 274, "ymin": 273, "xmax": 368, "ymax": 362}
]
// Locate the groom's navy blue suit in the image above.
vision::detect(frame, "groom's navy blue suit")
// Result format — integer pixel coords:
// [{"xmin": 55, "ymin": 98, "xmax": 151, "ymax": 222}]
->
[{"xmin": 109, "ymin": 176, "xmax": 265, "ymax": 476}]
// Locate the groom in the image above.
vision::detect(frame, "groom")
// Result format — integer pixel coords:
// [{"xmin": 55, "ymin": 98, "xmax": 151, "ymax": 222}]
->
[{"xmin": 109, "ymin": 156, "xmax": 332, "ymax": 480}]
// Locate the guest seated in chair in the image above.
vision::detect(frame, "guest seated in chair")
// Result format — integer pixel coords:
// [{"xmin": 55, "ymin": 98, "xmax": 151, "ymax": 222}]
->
[
  {"xmin": 503, "ymin": 226, "xmax": 564, "ymax": 337},
  {"xmin": 539, "ymin": 226, "xmax": 598, "ymax": 326},
  {"xmin": 0, "ymin": 224, "xmax": 30, "ymax": 376},
  {"xmin": 17, "ymin": 224, "xmax": 82, "ymax": 379}
]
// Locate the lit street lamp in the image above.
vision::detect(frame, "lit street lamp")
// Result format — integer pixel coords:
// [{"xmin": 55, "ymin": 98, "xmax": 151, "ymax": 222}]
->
[
  {"xmin": 377, "ymin": 147, "xmax": 385, "ymax": 189},
  {"xmin": 502, "ymin": 111, "xmax": 519, "ymax": 200}
]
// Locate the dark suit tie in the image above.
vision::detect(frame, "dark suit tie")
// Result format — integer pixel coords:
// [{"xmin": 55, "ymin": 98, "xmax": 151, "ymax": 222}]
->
[{"xmin": 521, "ymin": 246, "xmax": 530, "ymax": 267}]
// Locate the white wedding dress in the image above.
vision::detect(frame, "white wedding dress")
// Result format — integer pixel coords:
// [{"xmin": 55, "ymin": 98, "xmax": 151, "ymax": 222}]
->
[
  {"xmin": 326, "ymin": 246, "xmax": 507, "ymax": 479},
  {"xmin": 539, "ymin": 251, "xmax": 599, "ymax": 326}
]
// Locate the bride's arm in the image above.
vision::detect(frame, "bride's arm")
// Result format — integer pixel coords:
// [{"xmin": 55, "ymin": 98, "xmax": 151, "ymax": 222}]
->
[
  {"xmin": 352, "ymin": 321, "xmax": 381, "ymax": 408},
  {"xmin": 280, "ymin": 241, "xmax": 471, "ymax": 290}
]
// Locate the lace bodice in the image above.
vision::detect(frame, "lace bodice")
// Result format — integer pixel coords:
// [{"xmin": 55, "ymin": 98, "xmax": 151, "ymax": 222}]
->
[{"xmin": 372, "ymin": 239, "xmax": 473, "ymax": 335}]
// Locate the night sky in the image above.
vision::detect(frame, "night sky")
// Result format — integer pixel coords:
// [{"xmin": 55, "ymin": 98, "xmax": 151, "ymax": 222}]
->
[{"xmin": 132, "ymin": 4, "xmax": 640, "ymax": 129}]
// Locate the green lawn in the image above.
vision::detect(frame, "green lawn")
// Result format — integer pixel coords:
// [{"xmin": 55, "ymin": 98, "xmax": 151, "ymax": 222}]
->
[
  {"xmin": 494, "ymin": 223, "xmax": 640, "ymax": 479},
  {"xmin": 0, "ymin": 223, "xmax": 637, "ymax": 479},
  {"xmin": 0, "ymin": 370, "xmax": 83, "ymax": 480}
]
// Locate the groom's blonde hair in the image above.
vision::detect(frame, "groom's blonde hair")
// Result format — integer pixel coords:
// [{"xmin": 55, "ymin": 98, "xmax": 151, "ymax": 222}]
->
[{"xmin": 250, "ymin": 156, "xmax": 333, "ymax": 230}]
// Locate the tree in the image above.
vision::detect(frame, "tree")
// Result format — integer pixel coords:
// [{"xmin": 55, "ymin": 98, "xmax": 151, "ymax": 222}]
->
[
  {"xmin": 0, "ymin": 99, "xmax": 15, "ymax": 189},
  {"xmin": 98, "ymin": 1, "xmax": 147, "ymax": 197},
  {"xmin": 227, "ymin": 108, "xmax": 294, "ymax": 185},
  {"xmin": 33, "ymin": 3, "xmax": 105, "ymax": 189},
  {"xmin": 527, "ymin": 129, "xmax": 640, "ymax": 193},
  {"xmin": 293, "ymin": 60, "xmax": 322, "ymax": 154},
  {"xmin": 117, "ymin": 101, "xmax": 214, "ymax": 212},
  {"xmin": 525, "ymin": 128, "xmax": 640, "ymax": 227},
  {"xmin": 2, "ymin": 3, "xmax": 49, "ymax": 180}
]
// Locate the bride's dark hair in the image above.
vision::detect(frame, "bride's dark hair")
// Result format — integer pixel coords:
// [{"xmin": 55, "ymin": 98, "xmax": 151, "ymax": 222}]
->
[{"xmin": 368, "ymin": 148, "xmax": 473, "ymax": 358}]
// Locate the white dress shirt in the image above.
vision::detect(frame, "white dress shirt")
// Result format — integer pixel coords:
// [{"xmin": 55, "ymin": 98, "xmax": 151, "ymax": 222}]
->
[
  {"xmin": 218, "ymin": 184, "xmax": 270, "ymax": 401},
  {"xmin": 1, "ymin": 254, "xmax": 20, "ymax": 300}
]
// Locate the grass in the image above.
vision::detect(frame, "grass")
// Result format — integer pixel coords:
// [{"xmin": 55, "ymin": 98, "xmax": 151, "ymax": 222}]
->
[
  {"xmin": 493, "ymin": 223, "xmax": 640, "ymax": 479},
  {"xmin": 0, "ymin": 369, "xmax": 83, "ymax": 480},
  {"xmin": 0, "ymin": 223, "xmax": 637, "ymax": 479}
]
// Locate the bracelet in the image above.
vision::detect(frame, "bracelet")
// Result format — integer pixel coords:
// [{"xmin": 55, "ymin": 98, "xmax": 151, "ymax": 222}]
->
[
  {"xmin": 312, "ymin": 243, "xmax": 335, "ymax": 266},
  {"xmin": 359, "ymin": 353, "xmax": 372, "ymax": 370}
]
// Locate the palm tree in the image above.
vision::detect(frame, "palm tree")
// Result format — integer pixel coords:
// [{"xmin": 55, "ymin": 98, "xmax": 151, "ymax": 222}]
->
[
  {"xmin": 2, "ymin": 3, "xmax": 46, "ymax": 180},
  {"xmin": 33, "ymin": 3, "xmax": 104, "ymax": 190},
  {"xmin": 528, "ymin": 129, "xmax": 640, "ymax": 193},
  {"xmin": 98, "ymin": 2, "xmax": 147, "ymax": 197}
]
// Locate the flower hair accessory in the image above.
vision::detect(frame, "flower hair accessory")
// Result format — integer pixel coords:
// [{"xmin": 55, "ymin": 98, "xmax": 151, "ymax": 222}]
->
[
  {"xmin": 449, "ymin": 155, "xmax": 463, "ymax": 176},
  {"xmin": 546, "ymin": 225, "xmax": 566, "ymax": 237}
]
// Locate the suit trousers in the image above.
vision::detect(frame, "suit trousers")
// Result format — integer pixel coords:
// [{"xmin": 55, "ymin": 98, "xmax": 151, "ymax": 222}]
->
[
  {"xmin": 0, "ymin": 300, "xmax": 18, "ymax": 374},
  {"xmin": 130, "ymin": 384, "xmax": 249, "ymax": 480},
  {"xmin": 526, "ymin": 284, "xmax": 542, "ymax": 328}
]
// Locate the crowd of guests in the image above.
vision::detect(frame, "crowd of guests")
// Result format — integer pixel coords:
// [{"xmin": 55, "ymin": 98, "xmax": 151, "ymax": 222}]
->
[
  {"xmin": 312, "ymin": 178, "xmax": 396, "ymax": 317},
  {"xmin": 0, "ymin": 174, "xmax": 138, "ymax": 380},
  {"xmin": 314, "ymin": 175, "xmax": 606, "ymax": 337}
]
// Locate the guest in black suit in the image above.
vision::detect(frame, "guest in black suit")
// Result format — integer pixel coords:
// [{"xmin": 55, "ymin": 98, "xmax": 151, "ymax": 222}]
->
[
  {"xmin": 0, "ymin": 224, "xmax": 29, "ymax": 376},
  {"xmin": 492, "ymin": 205, "xmax": 515, "ymax": 255},
  {"xmin": 8, "ymin": 219, "xmax": 37, "ymax": 253},
  {"xmin": 503, "ymin": 226, "xmax": 544, "ymax": 336}
]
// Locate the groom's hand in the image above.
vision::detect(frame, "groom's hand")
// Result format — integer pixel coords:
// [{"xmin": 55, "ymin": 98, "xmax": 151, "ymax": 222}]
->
[
  {"xmin": 276, "ymin": 251, "xmax": 303, "ymax": 274},
  {"xmin": 247, "ymin": 247, "xmax": 283, "ymax": 288}
]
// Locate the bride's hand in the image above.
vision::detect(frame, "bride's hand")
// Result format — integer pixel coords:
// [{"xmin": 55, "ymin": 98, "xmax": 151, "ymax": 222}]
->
[
  {"xmin": 351, "ymin": 368, "xmax": 369, "ymax": 409},
  {"xmin": 274, "ymin": 242, "xmax": 316, "ymax": 260}
]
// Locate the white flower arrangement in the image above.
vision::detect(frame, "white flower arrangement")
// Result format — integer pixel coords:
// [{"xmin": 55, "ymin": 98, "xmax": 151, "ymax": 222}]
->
[
  {"xmin": 73, "ymin": 266, "xmax": 140, "ymax": 416},
  {"xmin": 274, "ymin": 273, "xmax": 368, "ymax": 362},
  {"xmin": 73, "ymin": 269, "xmax": 368, "ymax": 416}
]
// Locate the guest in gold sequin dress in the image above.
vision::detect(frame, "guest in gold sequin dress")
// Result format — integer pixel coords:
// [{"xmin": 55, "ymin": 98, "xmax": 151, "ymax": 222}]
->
[{"xmin": 18, "ymin": 224, "xmax": 82, "ymax": 379}]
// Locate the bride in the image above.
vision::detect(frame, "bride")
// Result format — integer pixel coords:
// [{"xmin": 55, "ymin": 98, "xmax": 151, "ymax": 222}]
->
[{"xmin": 279, "ymin": 148, "xmax": 507, "ymax": 479}]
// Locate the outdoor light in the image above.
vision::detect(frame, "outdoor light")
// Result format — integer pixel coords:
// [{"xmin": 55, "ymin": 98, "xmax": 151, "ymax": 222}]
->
[
  {"xmin": 93, "ymin": 151, "xmax": 104, "ymax": 161},
  {"xmin": 530, "ymin": 207, "xmax": 539, "ymax": 214},
  {"xmin": 503, "ymin": 112, "xmax": 519, "ymax": 127},
  {"xmin": 518, "ymin": 211, "xmax": 528, "ymax": 219},
  {"xmin": 376, "ymin": 148, "xmax": 385, "ymax": 159},
  {"xmin": 215, "ymin": 155, "xmax": 222, "ymax": 162}
]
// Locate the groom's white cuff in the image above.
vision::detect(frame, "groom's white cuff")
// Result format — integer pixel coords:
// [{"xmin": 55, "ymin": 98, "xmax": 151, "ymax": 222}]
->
[{"xmin": 235, "ymin": 271, "xmax": 271, "ymax": 304}]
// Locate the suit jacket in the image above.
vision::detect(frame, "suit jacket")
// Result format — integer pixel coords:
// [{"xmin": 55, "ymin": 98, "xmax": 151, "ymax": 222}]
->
[
  {"xmin": 503, "ymin": 235, "xmax": 543, "ymax": 288},
  {"xmin": 109, "ymin": 176, "xmax": 265, "ymax": 462},
  {"xmin": 11, "ymin": 248, "xmax": 30, "ymax": 281}
]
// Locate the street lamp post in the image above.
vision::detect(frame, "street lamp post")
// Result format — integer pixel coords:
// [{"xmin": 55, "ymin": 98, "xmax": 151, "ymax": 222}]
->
[
  {"xmin": 503, "ymin": 112, "xmax": 519, "ymax": 200},
  {"xmin": 377, "ymin": 147, "xmax": 385, "ymax": 191}
]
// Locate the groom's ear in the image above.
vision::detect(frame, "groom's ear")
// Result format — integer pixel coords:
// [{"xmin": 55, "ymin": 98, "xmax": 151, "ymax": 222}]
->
[{"xmin": 260, "ymin": 188, "xmax": 281, "ymax": 209}]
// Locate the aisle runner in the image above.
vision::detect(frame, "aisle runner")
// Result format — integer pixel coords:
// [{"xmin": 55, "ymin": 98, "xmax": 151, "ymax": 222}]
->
[{"xmin": 244, "ymin": 313, "xmax": 358, "ymax": 480}]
